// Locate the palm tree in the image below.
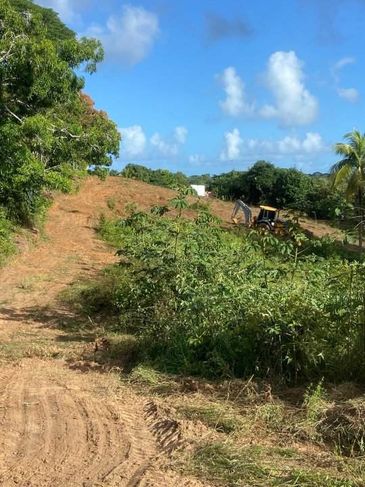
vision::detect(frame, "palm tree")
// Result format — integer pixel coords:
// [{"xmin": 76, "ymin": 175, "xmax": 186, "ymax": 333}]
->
[{"xmin": 331, "ymin": 130, "xmax": 365, "ymax": 248}]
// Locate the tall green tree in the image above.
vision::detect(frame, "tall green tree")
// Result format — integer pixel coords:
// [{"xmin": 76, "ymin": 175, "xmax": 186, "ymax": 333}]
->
[
  {"xmin": 331, "ymin": 130, "xmax": 365, "ymax": 247},
  {"xmin": 210, "ymin": 170, "xmax": 245, "ymax": 200},
  {"xmin": 243, "ymin": 161, "xmax": 279, "ymax": 205},
  {"xmin": 273, "ymin": 168, "xmax": 313, "ymax": 211},
  {"xmin": 0, "ymin": 0, "xmax": 120, "ymax": 224}
]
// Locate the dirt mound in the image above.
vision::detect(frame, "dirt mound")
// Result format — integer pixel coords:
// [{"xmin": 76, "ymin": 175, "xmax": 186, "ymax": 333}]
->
[
  {"xmin": 144, "ymin": 400, "xmax": 184, "ymax": 455},
  {"xmin": 317, "ymin": 400, "xmax": 365, "ymax": 456}
]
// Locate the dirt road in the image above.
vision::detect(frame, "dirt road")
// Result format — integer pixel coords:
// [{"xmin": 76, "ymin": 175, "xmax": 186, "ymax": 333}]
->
[{"xmin": 0, "ymin": 177, "xmax": 202, "ymax": 487}]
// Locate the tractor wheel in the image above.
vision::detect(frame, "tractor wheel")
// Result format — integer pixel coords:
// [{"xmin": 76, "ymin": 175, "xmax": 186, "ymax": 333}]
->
[
  {"xmin": 257, "ymin": 222, "xmax": 271, "ymax": 232},
  {"xmin": 275, "ymin": 226, "xmax": 286, "ymax": 236}
]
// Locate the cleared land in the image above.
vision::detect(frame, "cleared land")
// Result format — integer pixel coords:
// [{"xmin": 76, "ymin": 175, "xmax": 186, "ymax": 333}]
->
[
  {"xmin": 0, "ymin": 177, "xmax": 205, "ymax": 487},
  {"xmin": 0, "ymin": 177, "xmax": 359, "ymax": 487}
]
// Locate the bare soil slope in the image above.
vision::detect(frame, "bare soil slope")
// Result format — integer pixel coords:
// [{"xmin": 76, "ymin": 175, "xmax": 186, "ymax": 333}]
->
[{"xmin": 0, "ymin": 177, "xmax": 206, "ymax": 487}]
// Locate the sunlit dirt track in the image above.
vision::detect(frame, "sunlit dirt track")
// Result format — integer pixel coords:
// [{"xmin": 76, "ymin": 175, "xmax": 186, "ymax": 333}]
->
[{"xmin": 0, "ymin": 177, "xmax": 206, "ymax": 487}]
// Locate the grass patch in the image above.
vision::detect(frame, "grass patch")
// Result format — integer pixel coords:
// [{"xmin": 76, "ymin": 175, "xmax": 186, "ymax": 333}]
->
[
  {"xmin": 189, "ymin": 442, "xmax": 267, "ymax": 486},
  {"xmin": 188, "ymin": 441, "xmax": 359, "ymax": 487},
  {"xmin": 277, "ymin": 470, "xmax": 357, "ymax": 487},
  {"xmin": 255, "ymin": 403, "xmax": 286, "ymax": 431},
  {"xmin": 59, "ymin": 267, "xmax": 121, "ymax": 316},
  {"xmin": 106, "ymin": 196, "xmax": 117, "ymax": 210},
  {"xmin": 178, "ymin": 403, "xmax": 244, "ymax": 433},
  {"xmin": 98, "ymin": 214, "xmax": 125, "ymax": 247},
  {"xmin": 17, "ymin": 276, "xmax": 40, "ymax": 291},
  {"xmin": 91, "ymin": 333, "xmax": 140, "ymax": 371},
  {"xmin": 128, "ymin": 364, "xmax": 179, "ymax": 395},
  {"xmin": 0, "ymin": 339, "xmax": 78, "ymax": 362},
  {"xmin": 317, "ymin": 399, "xmax": 365, "ymax": 457}
]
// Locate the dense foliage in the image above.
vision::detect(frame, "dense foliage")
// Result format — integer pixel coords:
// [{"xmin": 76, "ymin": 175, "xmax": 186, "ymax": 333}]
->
[
  {"xmin": 208, "ymin": 162, "xmax": 348, "ymax": 220},
  {"xmin": 9, "ymin": 0, "xmax": 75, "ymax": 40},
  {"xmin": 121, "ymin": 163, "xmax": 189, "ymax": 189},
  {"xmin": 95, "ymin": 193, "xmax": 365, "ymax": 382},
  {"xmin": 0, "ymin": 0, "xmax": 120, "ymax": 229},
  {"xmin": 331, "ymin": 130, "xmax": 365, "ymax": 247},
  {"xmin": 120, "ymin": 162, "xmax": 348, "ymax": 220}
]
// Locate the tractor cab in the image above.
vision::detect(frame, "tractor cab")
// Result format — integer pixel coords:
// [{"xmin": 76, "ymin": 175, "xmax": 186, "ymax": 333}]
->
[{"xmin": 255, "ymin": 205, "xmax": 284, "ymax": 231}]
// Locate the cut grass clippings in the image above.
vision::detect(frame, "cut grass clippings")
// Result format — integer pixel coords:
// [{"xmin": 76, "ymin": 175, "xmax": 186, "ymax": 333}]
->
[{"xmin": 187, "ymin": 441, "xmax": 359, "ymax": 487}]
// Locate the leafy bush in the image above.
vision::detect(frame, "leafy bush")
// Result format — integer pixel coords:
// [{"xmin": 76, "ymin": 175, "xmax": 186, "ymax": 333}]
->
[
  {"xmin": 96, "ymin": 192, "xmax": 365, "ymax": 382},
  {"xmin": 303, "ymin": 380, "xmax": 327, "ymax": 424}
]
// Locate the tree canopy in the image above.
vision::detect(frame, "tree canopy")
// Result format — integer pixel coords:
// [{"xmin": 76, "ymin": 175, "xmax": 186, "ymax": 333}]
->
[
  {"xmin": 120, "ymin": 161, "xmax": 347, "ymax": 220},
  {"xmin": 0, "ymin": 0, "xmax": 120, "ymax": 224},
  {"xmin": 331, "ymin": 130, "xmax": 365, "ymax": 246},
  {"xmin": 9, "ymin": 0, "xmax": 75, "ymax": 40},
  {"xmin": 121, "ymin": 164, "xmax": 189, "ymax": 189}
]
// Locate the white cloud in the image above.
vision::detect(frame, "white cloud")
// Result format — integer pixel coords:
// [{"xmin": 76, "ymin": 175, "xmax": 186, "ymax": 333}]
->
[
  {"xmin": 150, "ymin": 133, "xmax": 178, "ymax": 156},
  {"xmin": 277, "ymin": 132, "xmax": 324, "ymax": 154},
  {"xmin": 219, "ymin": 67, "xmax": 254, "ymax": 117},
  {"xmin": 274, "ymin": 133, "xmax": 323, "ymax": 154},
  {"xmin": 174, "ymin": 126, "xmax": 188, "ymax": 144},
  {"xmin": 219, "ymin": 131, "xmax": 325, "ymax": 163},
  {"xmin": 277, "ymin": 136, "xmax": 301, "ymax": 154},
  {"xmin": 260, "ymin": 51, "xmax": 318, "ymax": 126},
  {"xmin": 334, "ymin": 57, "xmax": 355, "ymax": 71},
  {"xmin": 337, "ymin": 87, "xmax": 359, "ymax": 103},
  {"xmin": 150, "ymin": 126, "xmax": 188, "ymax": 157},
  {"xmin": 120, "ymin": 125, "xmax": 146, "ymax": 156},
  {"xmin": 301, "ymin": 132, "xmax": 324, "ymax": 152},
  {"xmin": 89, "ymin": 5, "xmax": 159, "ymax": 65},
  {"xmin": 220, "ymin": 128, "xmax": 243, "ymax": 160},
  {"xmin": 119, "ymin": 125, "xmax": 188, "ymax": 160},
  {"xmin": 332, "ymin": 57, "xmax": 359, "ymax": 103}
]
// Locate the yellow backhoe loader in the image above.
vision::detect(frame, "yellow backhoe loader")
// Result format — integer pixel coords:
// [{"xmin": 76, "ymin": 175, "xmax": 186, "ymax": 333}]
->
[{"xmin": 232, "ymin": 201, "xmax": 287, "ymax": 234}]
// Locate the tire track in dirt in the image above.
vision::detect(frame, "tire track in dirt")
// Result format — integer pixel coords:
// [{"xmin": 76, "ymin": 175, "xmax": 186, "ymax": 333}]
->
[
  {"xmin": 0, "ymin": 178, "xmax": 207, "ymax": 486},
  {"xmin": 0, "ymin": 362, "xmax": 168, "ymax": 486}
]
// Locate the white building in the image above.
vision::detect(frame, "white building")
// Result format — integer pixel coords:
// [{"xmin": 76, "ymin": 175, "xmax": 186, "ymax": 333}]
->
[{"xmin": 190, "ymin": 184, "xmax": 206, "ymax": 197}]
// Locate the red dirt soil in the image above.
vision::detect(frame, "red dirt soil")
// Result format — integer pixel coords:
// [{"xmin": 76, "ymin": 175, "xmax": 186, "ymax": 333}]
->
[{"xmin": 0, "ymin": 176, "xmax": 210, "ymax": 487}]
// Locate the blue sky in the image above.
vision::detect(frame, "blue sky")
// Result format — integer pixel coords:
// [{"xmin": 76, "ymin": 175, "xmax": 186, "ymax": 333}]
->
[{"xmin": 37, "ymin": 0, "xmax": 365, "ymax": 175}]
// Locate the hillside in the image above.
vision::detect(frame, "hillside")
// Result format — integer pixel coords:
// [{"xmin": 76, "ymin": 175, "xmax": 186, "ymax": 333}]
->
[
  {"xmin": 0, "ymin": 176, "xmax": 206, "ymax": 486},
  {"xmin": 0, "ymin": 176, "xmax": 360, "ymax": 487}
]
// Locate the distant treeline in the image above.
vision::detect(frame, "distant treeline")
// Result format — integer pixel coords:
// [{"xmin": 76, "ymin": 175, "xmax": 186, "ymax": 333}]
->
[
  {"xmin": 119, "ymin": 164, "xmax": 189, "ymax": 189},
  {"xmin": 119, "ymin": 162, "xmax": 348, "ymax": 220}
]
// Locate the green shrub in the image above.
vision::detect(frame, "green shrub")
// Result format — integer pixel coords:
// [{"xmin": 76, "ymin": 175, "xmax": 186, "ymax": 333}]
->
[
  {"xmin": 303, "ymin": 380, "xmax": 327, "ymax": 424},
  {"xmin": 94, "ymin": 194, "xmax": 365, "ymax": 383}
]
